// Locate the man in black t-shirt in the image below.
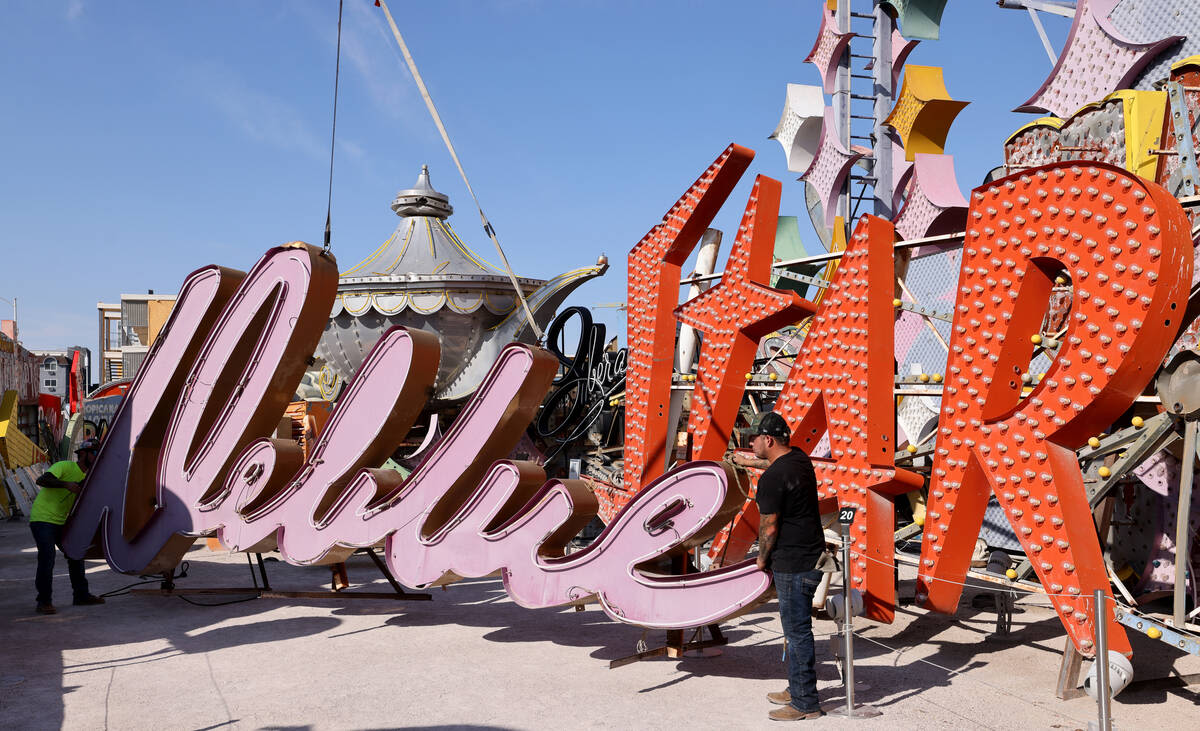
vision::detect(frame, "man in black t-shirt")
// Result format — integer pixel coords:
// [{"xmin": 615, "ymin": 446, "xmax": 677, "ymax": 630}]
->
[{"xmin": 745, "ymin": 411, "xmax": 825, "ymax": 721}]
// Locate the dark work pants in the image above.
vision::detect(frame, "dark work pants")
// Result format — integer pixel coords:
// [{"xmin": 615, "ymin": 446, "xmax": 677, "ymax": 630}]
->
[
  {"xmin": 774, "ymin": 569, "xmax": 823, "ymax": 712},
  {"xmin": 31, "ymin": 521, "xmax": 90, "ymax": 606}
]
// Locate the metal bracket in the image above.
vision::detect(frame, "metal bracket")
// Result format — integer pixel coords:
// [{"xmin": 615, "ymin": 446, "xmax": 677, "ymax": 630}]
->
[
  {"xmin": 895, "ymin": 300, "xmax": 954, "ymax": 323},
  {"xmin": 1079, "ymin": 413, "xmax": 1180, "ymax": 507},
  {"xmin": 1166, "ymin": 81, "xmax": 1199, "ymax": 197},
  {"xmin": 995, "ymin": 590, "xmax": 1016, "ymax": 636},
  {"xmin": 774, "ymin": 268, "xmax": 831, "ymax": 289},
  {"xmin": 1114, "ymin": 606, "xmax": 1200, "ymax": 656}
]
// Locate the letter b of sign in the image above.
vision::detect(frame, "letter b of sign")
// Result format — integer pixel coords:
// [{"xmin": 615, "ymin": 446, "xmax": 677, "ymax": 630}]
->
[{"xmin": 916, "ymin": 163, "xmax": 1194, "ymax": 656}]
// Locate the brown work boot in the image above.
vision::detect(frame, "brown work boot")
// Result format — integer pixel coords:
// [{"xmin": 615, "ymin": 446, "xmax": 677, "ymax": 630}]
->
[
  {"xmin": 35, "ymin": 604, "xmax": 56, "ymax": 615},
  {"xmin": 766, "ymin": 690, "xmax": 791, "ymax": 705},
  {"xmin": 73, "ymin": 595, "xmax": 105, "ymax": 606},
  {"xmin": 769, "ymin": 705, "xmax": 824, "ymax": 721}
]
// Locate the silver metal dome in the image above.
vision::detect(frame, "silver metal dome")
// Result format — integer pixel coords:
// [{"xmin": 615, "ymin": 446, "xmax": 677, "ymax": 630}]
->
[{"xmin": 312, "ymin": 165, "xmax": 607, "ymax": 404}]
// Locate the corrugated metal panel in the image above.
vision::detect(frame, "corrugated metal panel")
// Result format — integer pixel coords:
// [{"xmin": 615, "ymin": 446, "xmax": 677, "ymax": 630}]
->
[
  {"xmin": 122, "ymin": 351, "xmax": 146, "ymax": 378},
  {"xmin": 121, "ymin": 300, "xmax": 148, "ymax": 346}
]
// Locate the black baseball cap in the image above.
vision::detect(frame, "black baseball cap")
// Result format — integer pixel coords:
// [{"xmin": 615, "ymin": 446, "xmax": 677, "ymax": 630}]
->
[{"xmin": 753, "ymin": 412, "xmax": 791, "ymax": 441}]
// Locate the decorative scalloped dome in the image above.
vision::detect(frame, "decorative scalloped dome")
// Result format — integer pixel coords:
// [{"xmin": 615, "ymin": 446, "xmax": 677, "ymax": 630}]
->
[
  {"xmin": 341, "ymin": 165, "xmax": 512, "ymax": 281},
  {"xmin": 313, "ymin": 164, "xmax": 607, "ymax": 403}
]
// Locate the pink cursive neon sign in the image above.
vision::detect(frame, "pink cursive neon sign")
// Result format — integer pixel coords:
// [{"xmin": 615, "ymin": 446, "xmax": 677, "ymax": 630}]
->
[{"xmin": 63, "ymin": 243, "xmax": 770, "ymax": 629}]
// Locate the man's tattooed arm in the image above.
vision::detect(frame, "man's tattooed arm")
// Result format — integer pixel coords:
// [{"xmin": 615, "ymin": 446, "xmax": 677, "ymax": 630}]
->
[{"xmin": 756, "ymin": 513, "xmax": 779, "ymax": 571}]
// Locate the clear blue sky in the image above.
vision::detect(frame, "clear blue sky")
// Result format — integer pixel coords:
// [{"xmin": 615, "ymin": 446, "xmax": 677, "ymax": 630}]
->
[{"xmin": 0, "ymin": 1, "xmax": 1067, "ymax": 379}]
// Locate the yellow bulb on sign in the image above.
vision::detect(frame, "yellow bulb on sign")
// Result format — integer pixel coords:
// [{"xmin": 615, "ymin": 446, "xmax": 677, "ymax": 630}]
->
[
  {"xmin": 1147, "ymin": 627, "xmax": 1163, "ymax": 640},
  {"xmin": 906, "ymin": 444, "xmax": 918, "ymax": 454},
  {"xmin": 1098, "ymin": 466, "xmax": 1112, "ymax": 478},
  {"xmin": 892, "ymin": 298, "xmax": 902, "ymax": 307},
  {"xmin": 1088, "ymin": 437, "xmax": 1101, "ymax": 448},
  {"xmin": 1006, "ymin": 569, "xmax": 1018, "ymax": 580},
  {"xmin": 1131, "ymin": 416, "xmax": 1144, "ymax": 428},
  {"xmin": 1031, "ymin": 333, "xmax": 1043, "ymax": 345},
  {"xmin": 932, "ymin": 373, "xmax": 943, "ymax": 383},
  {"xmin": 919, "ymin": 373, "xmax": 930, "ymax": 383}
]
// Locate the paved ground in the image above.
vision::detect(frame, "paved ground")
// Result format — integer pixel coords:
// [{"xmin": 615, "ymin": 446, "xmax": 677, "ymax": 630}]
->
[{"xmin": 1, "ymin": 519, "xmax": 1197, "ymax": 730}]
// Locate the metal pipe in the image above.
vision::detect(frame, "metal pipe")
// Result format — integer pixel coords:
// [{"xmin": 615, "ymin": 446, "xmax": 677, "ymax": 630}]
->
[
  {"xmin": 872, "ymin": 0, "xmax": 894, "ymax": 219},
  {"xmin": 842, "ymin": 533, "xmax": 855, "ymax": 718},
  {"xmin": 667, "ymin": 229, "xmax": 721, "ymax": 470},
  {"xmin": 1175, "ymin": 420, "xmax": 1197, "ymax": 627},
  {"xmin": 836, "ymin": 0, "xmax": 851, "ymax": 233},
  {"xmin": 996, "ymin": 0, "xmax": 1078, "ymax": 19},
  {"xmin": 1093, "ymin": 589, "xmax": 1112, "ymax": 730},
  {"xmin": 1026, "ymin": 7, "xmax": 1058, "ymax": 64},
  {"xmin": 679, "ymin": 231, "xmax": 966, "ymax": 285}
]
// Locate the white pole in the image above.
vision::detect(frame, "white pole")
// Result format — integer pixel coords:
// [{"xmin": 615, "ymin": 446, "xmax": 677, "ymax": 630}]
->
[
  {"xmin": 872, "ymin": 1, "xmax": 894, "ymax": 219},
  {"xmin": 665, "ymin": 229, "xmax": 722, "ymax": 472}
]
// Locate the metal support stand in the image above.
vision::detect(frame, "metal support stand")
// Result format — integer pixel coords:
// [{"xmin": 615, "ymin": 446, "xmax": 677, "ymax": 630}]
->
[
  {"xmin": 995, "ymin": 590, "xmax": 1015, "ymax": 636},
  {"xmin": 131, "ymin": 548, "xmax": 431, "ymax": 601},
  {"xmin": 1093, "ymin": 590, "xmax": 1113, "ymax": 731},
  {"xmin": 826, "ymin": 509, "xmax": 881, "ymax": 718},
  {"xmin": 254, "ymin": 553, "xmax": 272, "ymax": 591},
  {"xmin": 608, "ymin": 623, "xmax": 728, "ymax": 668},
  {"xmin": 1174, "ymin": 420, "xmax": 1197, "ymax": 628},
  {"xmin": 610, "ymin": 554, "xmax": 728, "ymax": 667},
  {"xmin": 359, "ymin": 547, "xmax": 429, "ymax": 599},
  {"xmin": 843, "ymin": 537, "xmax": 856, "ymax": 717},
  {"xmin": 1056, "ymin": 636, "xmax": 1085, "ymax": 700}
]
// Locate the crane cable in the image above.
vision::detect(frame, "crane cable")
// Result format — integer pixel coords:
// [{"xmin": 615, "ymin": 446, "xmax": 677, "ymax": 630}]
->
[
  {"xmin": 375, "ymin": 0, "xmax": 544, "ymax": 341},
  {"xmin": 323, "ymin": 0, "xmax": 344, "ymax": 255}
]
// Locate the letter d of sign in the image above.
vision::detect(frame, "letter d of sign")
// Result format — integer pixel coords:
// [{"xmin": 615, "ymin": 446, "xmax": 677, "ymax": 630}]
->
[{"xmin": 62, "ymin": 244, "xmax": 338, "ymax": 573}]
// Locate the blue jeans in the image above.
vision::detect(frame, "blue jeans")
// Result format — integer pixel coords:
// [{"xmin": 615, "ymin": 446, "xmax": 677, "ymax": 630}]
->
[
  {"xmin": 31, "ymin": 521, "xmax": 90, "ymax": 606},
  {"xmin": 775, "ymin": 569, "xmax": 822, "ymax": 712}
]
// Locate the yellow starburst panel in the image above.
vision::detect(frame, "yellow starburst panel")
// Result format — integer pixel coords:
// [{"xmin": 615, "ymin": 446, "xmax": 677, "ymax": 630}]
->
[{"xmin": 884, "ymin": 65, "xmax": 968, "ymax": 161}]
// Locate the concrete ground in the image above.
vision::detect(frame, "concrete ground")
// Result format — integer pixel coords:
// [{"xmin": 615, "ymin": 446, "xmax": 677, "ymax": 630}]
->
[{"xmin": 1, "ymin": 519, "xmax": 1197, "ymax": 731}]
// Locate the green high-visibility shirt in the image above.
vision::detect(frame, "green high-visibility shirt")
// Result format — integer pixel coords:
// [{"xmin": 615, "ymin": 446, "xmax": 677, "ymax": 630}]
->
[{"xmin": 29, "ymin": 461, "xmax": 87, "ymax": 525}]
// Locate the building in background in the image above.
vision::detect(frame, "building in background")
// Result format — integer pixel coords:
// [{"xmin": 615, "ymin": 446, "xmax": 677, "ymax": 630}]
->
[
  {"xmin": 30, "ymin": 347, "xmax": 91, "ymax": 400},
  {"xmin": 97, "ymin": 292, "xmax": 175, "ymax": 384},
  {"xmin": 0, "ymin": 321, "xmax": 41, "ymax": 435}
]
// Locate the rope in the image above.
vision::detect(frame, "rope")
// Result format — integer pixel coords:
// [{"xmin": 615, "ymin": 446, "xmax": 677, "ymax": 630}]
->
[
  {"xmin": 831, "ymin": 535, "xmax": 1105, "ymax": 599},
  {"xmin": 827, "ymin": 535, "xmax": 1200, "ymax": 643},
  {"xmin": 323, "ymin": 0, "xmax": 344, "ymax": 255},
  {"xmin": 850, "ymin": 630, "xmax": 1094, "ymax": 727},
  {"xmin": 375, "ymin": 0, "xmax": 544, "ymax": 340}
]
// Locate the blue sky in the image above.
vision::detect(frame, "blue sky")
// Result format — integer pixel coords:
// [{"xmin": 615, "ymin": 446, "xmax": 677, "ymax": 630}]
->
[{"xmin": 0, "ymin": 1, "xmax": 1066, "ymax": 380}]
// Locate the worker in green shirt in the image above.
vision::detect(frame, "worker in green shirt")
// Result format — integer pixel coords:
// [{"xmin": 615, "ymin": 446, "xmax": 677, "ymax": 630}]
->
[{"xmin": 31, "ymin": 438, "xmax": 105, "ymax": 614}]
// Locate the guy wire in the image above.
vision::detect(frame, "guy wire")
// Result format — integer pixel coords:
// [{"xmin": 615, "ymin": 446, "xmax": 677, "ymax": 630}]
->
[{"xmin": 323, "ymin": 0, "xmax": 345, "ymax": 254}]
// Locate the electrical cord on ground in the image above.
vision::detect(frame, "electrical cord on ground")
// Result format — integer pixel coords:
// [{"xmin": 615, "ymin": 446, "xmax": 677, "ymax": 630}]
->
[
  {"xmin": 99, "ymin": 578, "xmax": 161, "ymax": 598},
  {"xmin": 99, "ymin": 561, "xmax": 190, "ymax": 598},
  {"xmin": 176, "ymin": 594, "xmax": 260, "ymax": 608}
]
